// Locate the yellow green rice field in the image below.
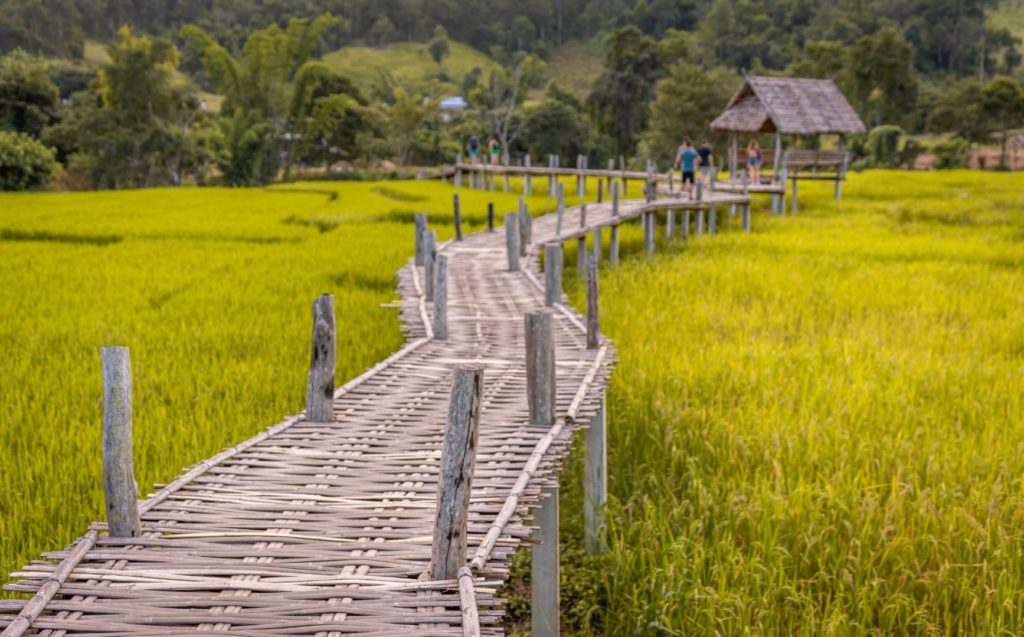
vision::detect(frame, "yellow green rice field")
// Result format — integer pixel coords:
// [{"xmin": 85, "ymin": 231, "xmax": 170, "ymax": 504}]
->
[{"xmin": 3, "ymin": 171, "xmax": 1024, "ymax": 635}]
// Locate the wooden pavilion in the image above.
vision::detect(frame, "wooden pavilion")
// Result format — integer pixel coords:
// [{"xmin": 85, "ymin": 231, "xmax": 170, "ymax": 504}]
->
[{"xmin": 710, "ymin": 75, "xmax": 865, "ymax": 210}]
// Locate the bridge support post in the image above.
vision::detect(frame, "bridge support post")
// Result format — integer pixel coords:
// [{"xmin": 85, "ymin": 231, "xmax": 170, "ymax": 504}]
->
[
  {"xmin": 611, "ymin": 180, "xmax": 619, "ymax": 217},
  {"xmin": 584, "ymin": 396, "xmax": 607, "ymax": 554},
  {"xmin": 429, "ymin": 366, "xmax": 484, "ymax": 580},
  {"xmin": 576, "ymin": 154, "xmax": 585, "ymax": 198},
  {"xmin": 606, "ymin": 158, "xmax": 614, "ymax": 192},
  {"xmin": 305, "ymin": 294, "xmax": 336, "ymax": 422},
  {"xmin": 424, "ymin": 231, "xmax": 437, "ymax": 301},
  {"xmin": 780, "ymin": 165, "xmax": 788, "ymax": 214},
  {"xmin": 742, "ymin": 204, "xmax": 751, "ymax": 232},
  {"xmin": 683, "ymin": 210, "xmax": 690, "ymax": 240},
  {"xmin": 100, "ymin": 346, "xmax": 142, "ymax": 538},
  {"xmin": 414, "ymin": 214, "xmax": 426, "ymax": 266},
  {"xmin": 524, "ymin": 153, "xmax": 532, "ymax": 195},
  {"xmin": 544, "ymin": 243, "xmax": 563, "ymax": 306},
  {"xmin": 505, "ymin": 214, "xmax": 519, "ymax": 272},
  {"xmin": 696, "ymin": 210, "xmax": 705, "ymax": 237},
  {"xmin": 592, "ymin": 227, "xmax": 601, "ymax": 263},
  {"xmin": 525, "ymin": 309, "xmax": 558, "ymax": 636},
  {"xmin": 597, "ymin": 178, "xmax": 603, "ymax": 203},
  {"xmin": 555, "ymin": 183, "xmax": 565, "ymax": 235},
  {"xmin": 453, "ymin": 194, "xmax": 463, "ymax": 240},
  {"xmin": 433, "ymin": 255, "xmax": 448, "ymax": 340},
  {"xmin": 577, "ymin": 237, "xmax": 586, "ymax": 281},
  {"xmin": 709, "ymin": 206, "xmax": 717, "ymax": 235},
  {"xmin": 666, "ymin": 209, "xmax": 675, "ymax": 239},
  {"xmin": 519, "ymin": 198, "xmax": 530, "ymax": 257},
  {"xmin": 609, "ymin": 225, "xmax": 620, "ymax": 265},
  {"xmin": 586, "ymin": 253, "xmax": 599, "ymax": 350},
  {"xmin": 487, "ymin": 202, "xmax": 494, "ymax": 232},
  {"xmin": 644, "ymin": 212, "xmax": 655, "ymax": 256}
]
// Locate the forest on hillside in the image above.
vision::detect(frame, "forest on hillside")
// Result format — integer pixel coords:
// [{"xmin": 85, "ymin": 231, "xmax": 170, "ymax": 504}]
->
[{"xmin": 1, "ymin": 0, "xmax": 1023, "ymax": 190}]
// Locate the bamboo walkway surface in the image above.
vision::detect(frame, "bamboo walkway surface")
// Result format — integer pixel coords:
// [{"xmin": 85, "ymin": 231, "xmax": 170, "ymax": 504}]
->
[{"xmin": 0, "ymin": 197, "xmax": 641, "ymax": 636}]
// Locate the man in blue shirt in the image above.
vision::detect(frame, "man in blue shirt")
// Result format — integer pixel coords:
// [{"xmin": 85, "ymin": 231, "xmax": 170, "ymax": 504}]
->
[{"xmin": 674, "ymin": 136, "xmax": 700, "ymax": 196}]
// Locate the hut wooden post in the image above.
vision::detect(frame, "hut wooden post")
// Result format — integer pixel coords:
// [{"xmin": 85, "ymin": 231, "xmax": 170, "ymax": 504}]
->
[
  {"xmin": 544, "ymin": 243, "xmax": 563, "ymax": 307},
  {"xmin": 433, "ymin": 254, "xmax": 448, "ymax": 340},
  {"xmin": 683, "ymin": 210, "xmax": 690, "ymax": 240},
  {"xmin": 791, "ymin": 175, "xmax": 799, "ymax": 213},
  {"xmin": 424, "ymin": 230, "xmax": 437, "ymax": 301},
  {"xmin": 305, "ymin": 294, "xmax": 336, "ymax": 422},
  {"xmin": 666, "ymin": 208, "xmax": 675, "ymax": 239},
  {"xmin": 609, "ymin": 225, "xmax": 620, "ymax": 265},
  {"xmin": 453, "ymin": 194, "xmax": 463, "ymax": 241},
  {"xmin": 429, "ymin": 366, "xmax": 484, "ymax": 580},
  {"xmin": 730, "ymin": 132, "xmax": 738, "ymax": 185},
  {"xmin": 772, "ymin": 132, "xmax": 782, "ymax": 213},
  {"xmin": 505, "ymin": 214, "xmax": 519, "ymax": 272},
  {"xmin": 524, "ymin": 153, "xmax": 532, "ymax": 195},
  {"xmin": 584, "ymin": 395, "xmax": 607, "ymax": 554},
  {"xmin": 696, "ymin": 210, "xmax": 705, "ymax": 237},
  {"xmin": 487, "ymin": 202, "xmax": 495, "ymax": 232},
  {"xmin": 835, "ymin": 135, "xmax": 846, "ymax": 200},
  {"xmin": 525, "ymin": 309, "xmax": 558, "ymax": 636},
  {"xmin": 780, "ymin": 164, "xmax": 789, "ymax": 214},
  {"xmin": 576, "ymin": 237, "xmax": 586, "ymax": 281},
  {"xmin": 100, "ymin": 347, "xmax": 141, "ymax": 538},
  {"xmin": 414, "ymin": 214, "xmax": 427, "ymax": 266},
  {"xmin": 586, "ymin": 253, "xmax": 599, "ymax": 350},
  {"xmin": 709, "ymin": 206, "xmax": 717, "ymax": 235}
]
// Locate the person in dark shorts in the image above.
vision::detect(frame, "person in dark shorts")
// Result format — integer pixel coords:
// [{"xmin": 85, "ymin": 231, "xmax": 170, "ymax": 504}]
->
[
  {"xmin": 466, "ymin": 135, "xmax": 480, "ymax": 163},
  {"xmin": 674, "ymin": 136, "xmax": 700, "ymax": 195},
  {"xmin": 698, "ymin": 139, "xmax": 714, "ymax": 184}
]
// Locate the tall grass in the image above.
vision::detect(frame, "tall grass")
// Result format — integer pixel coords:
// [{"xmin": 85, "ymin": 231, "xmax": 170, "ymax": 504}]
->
[{"xmin": 551, "ymin": 170, "xmax": 1024, "ymax": 635}]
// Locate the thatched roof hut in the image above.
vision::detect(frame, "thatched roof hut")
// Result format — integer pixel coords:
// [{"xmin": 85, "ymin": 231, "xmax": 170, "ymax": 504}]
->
[{"xmin": 710, "ymin": 76, "xmax": 865, "ymax": 135}]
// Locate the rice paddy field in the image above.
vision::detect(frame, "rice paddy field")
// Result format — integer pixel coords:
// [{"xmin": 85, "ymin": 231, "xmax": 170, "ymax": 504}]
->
[{"xmin": 3, "ymin": 170, "xmax": 1024, "ymax": 635}]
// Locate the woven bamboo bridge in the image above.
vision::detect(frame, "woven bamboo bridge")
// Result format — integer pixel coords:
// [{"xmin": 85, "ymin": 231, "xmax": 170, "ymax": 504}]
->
[{"xmin": 0, "ymin": 172, "xmax": 753, "ymax": 636}]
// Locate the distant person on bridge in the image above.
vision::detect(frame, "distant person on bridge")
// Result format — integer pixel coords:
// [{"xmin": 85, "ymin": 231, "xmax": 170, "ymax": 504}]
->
[
  {"xmin": 747, "ymin": 139, "xmax": 763, "ymax": 183},
  {"xmin": 698, "ymin": 139, "xmax": 714, "ymax": 185},
  {"xmin": 488, "ymin": 137, "xmax": 500, "ymax": 165},
  {"xmin": 466, "ymin": 135, "xmax": 480, "ymax": 164},
  {"xmin": 674, "ymin": 136, "xmax": 700, "ymax": 196}
]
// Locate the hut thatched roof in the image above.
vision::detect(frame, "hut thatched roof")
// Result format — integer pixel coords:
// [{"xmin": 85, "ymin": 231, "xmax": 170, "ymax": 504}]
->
[{"xmin": 710, "ymin": 76, "xmax": 865, "ymax": 135}]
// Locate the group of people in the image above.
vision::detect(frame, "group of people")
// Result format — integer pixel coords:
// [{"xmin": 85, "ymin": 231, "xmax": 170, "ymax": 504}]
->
[
  {"xmin": 673, "ymin": 137, "xmax": 763, "ymax": 195},
  {"xmin": 465, "ymin": 135, "xmax": 502, "ymax": 165}
]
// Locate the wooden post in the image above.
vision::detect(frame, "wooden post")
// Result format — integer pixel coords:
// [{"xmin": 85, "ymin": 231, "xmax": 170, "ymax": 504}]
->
[
  {"xmin": 455, "ymin": 154, "xmax": 463, "ymax": 188},
  {"xmin": 710, "ymin": 166, "xmax": 717, "ymax": 191},
  {"xmin": 429, "ymin": 366, "xmax": 484, "ymax": 580},
  {"xmin": 544, "ymin": 243, "xmax": 563, "ymax": 307},
  {"xmin": 592, "ymin": 227, "xmax": 602, "ymax": 263},
  {"xmin": 611, "ymin": 180, "xmax": 619, "ymax": 216},
  {"xmin": 524, "ymin": 153, "xmax": 532, "ymax": 195},
  {"xmin": 606, "ymin": 158, "xmax": 614, "ymax": 192},
  {"xmin": 696, "ymin": 210, "xmax": 705, "ymax": 236},
  {"xmin": 433, "ymin": 254, "xmax": 448, "ymax": 340},
  {"xmin": 742, "ymin": 169, "xmax": 749, "ymax": 195},
  {"xmin": 453, "ymin": 194, "xmax": 463, "ymax": 240},
  {"xmin": 742, "ymin": 204, "xmax": 751, "ymax": 232},
  {"xmin": 666, "ymin": 208, "xmax": 675, "ymax": 239},
  {"xmin": 525, "ymin": 310, "xmax": 556, "ymax": 427},
  {"xmin": 609, "ymin": 225, "xmax": 620, "ymax": 265},
  {"xmin": 487, "ymin": 202, "xmax": 494, "ymax": 232},
  {"xmin": 414, "ymin": 214, "xmax": 427, "ymax": 266},
  {"xmin": 586, "ymin": 253, "xmax": 599, "ymax": 350},
  {"xmin": 696, "ymin": 179, "xmax": 703, "ymax": 202},
  {"xmin": 519, "ymin": 198, "xmax": 530, "ymax": 257},
  {"xmin": 505, "ymin": 213, "xmax": 519, "ymax": 272},
  {"xmin": 576, "ymin": 154, "xmax": 584, "ymax": 198},
  {"xmin": 577, "ymin": 237, "xmax": 586, "ymax": 281},
  {"xmin": 791, "ymin": 176, "xmax": 799, "ymax": 213},
  {"xmin": 584, "ymin": 396, "xmax": 607, "ymax": 553},
  {"xmin": 580, "ymin": 203, "xmax": 587, "ymax": 229},
  {"xmin": 836, "ymin": 135, "xmax": 846, "ymax": 200},
  {"xmin": 424, "ymin": 230, "xmax": 437, "ymax": 301},
  {"xmin": 597, "ymin": 178, "xmax": 603, "ymax": 203},
  {"xmin": 581, "ymin": 155, "xmax": 587, "ymax": 196},
  {"xmin": 730, "ymin": 132, "xmax": 738, "ymax": 185},
  {"xmin": 709, "ymin": 206, "xmax": 717, "ymax": 235},
  {"xmin": 100, "ymin": 347, "xmax": 141, "ymax": 538},
  {"xmin": 556, "ymin": 183, "xmax": 565, "ymax": 235},
  {"xmin": 682, "ymin": 210, "xmax": 690, "ymax": 240},
  {"xmin": 305, "ymin": 294, "xmax": 336, "ymax": 422},
  {"xmin": 533, "ymin": 485, "xmax": 559, "ymax": 637},
  {"xmin": 780, "ymin": 164, "xmax": 788, "ymax": 214},
  {"xmin": 668, "ymin": 169, "xmax": 674, "ymax": 192},
  {"xmin": 644, "ymin": 212, "xmax": 654, "ymax": 255}
]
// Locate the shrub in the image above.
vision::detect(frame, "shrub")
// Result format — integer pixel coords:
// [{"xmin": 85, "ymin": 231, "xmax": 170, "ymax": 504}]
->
[
  {"xmin": 0, "ymin": 130, "xmax": 59, "ymax": 190},
  {"xmin": 896, "ymin": 139, "xmax": 925, "ymax": 168},
  {"xmin": 866, "ymin": 125, "xmax": 903, "ymax": 167},
  {"xmin": 933, "ymin": 138, "xmax": 968, "ymax": 169}
]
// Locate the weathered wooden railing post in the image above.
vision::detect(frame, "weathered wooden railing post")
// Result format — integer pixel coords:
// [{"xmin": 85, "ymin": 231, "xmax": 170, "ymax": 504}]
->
[
  {"xmin": 414, "ymin": 214, "xmax": 427, "ymax": 266},
  {"xmin": 592, "ymin": 227, "xmax": 602, "ymax": 263},
  {"xmin": 683, "ymin": 209, "xmax": 691, "ymax": 240},
  {"xmin": 505, "ymin": 213, "xmax": 519, "ymax": 272},
  {"xmin": 453, "ymin": 194, "xmax": 463, "ymax": 240},
  {"xmin": 696, "ymin": 210, "xmax": 705, "ymax": 237},
  {"xmin": 611, "ymin": 180, "xmax": 620, "ymax": 217},
  {"xmin": 525, "ymin": 309, "xmax": 558, "ymax": 636},
  {"xmin": 524, "ymin": 153, "xmax": 532, "ymax": 195},
  {"xmin": 433, "ymin": 254, "xmax": 448, "ymax": 340},
  {"xmin": 709, "ymin": 206, "xmax": 717, "ymax": 235},
  {"xmin": 586, "ymin": 253, "xmax": 599, "ymax": 350},
  {"xmin": 742, "ymin": 203, "xmax": 751, "ymax": 232},
  {"xmin": 696, "ymin": 179, "xmax": 703, "ymax": 202},
  {"xmin": 644, "ymin": 209, "xmax": 655, "ymax": 256},
  {"xmin": 576, "ymin": 154, "xmax": 584, "ymax": 198},
  {"xmin": 100, "ymin": 347, "xmax": 141, "ymax": 538},
  {"xmin": 424, "ymin": 230, "xmax": 437, "ymax": 301},
  {"xmin": 579, "ymin": 203, "xmax": 587, "ymax": 229},
  {"xmin": 577, "ymin": 236, "xmax": 586, "ymax": 281},
  {"xmin": 780, "ymin": 164, "xmax": 789, "ymax": 213},
  {"xmin": 609, "ymin": 224, "xmax": 620, "ymax": 265},
  {"xmin": 429, "ymin": 366, "xmax": 484, "ymax": 580},
  {"xmin": 455, "ymin": 154, "xmax": 463, "ymax": 188},
  {"xmin": 597, "ymin": 178, "xmax": 603, "ymax": 203},
  {"xmin": 306, "ymin": 294, "xmax": 336, "ymax": 422},
  {"xmin": 487, "ymin": 202, "xmax": 494, "ymax": 232},
  {"xmin": 555, "ymin": 183, "xmax": 565, "ymax": 236},
  {"xmin": 544, "ymin": 243, "xmax": 563, "ymax": 306},
  {"xmin": 583, "ymin": 254, "xmax": 606, "ymax": 553},
  {"xmin": 666, "ymin": 208, "xmax": 675, "ymax": 239},
  {"xmin": 519, "ymin": 198, "xmax": 531, "ymax": 257}
]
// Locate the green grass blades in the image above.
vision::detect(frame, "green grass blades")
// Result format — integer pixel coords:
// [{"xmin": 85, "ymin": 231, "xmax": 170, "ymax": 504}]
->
[
  {"xmin": 553, "ymin": 170, "xmax": 1024, "ymax": 635},
  {"xmin": 0, "ymin": 179, "xmax": 550, "ymax": 592}
]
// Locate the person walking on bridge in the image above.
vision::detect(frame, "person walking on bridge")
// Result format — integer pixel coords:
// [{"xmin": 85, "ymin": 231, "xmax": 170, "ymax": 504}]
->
[
  {"xmin": 698, "ymin": 138, "xmax": 714, "ymax": 186},
  {"xmin": 488, "ymin": 137, "xmax": 500, "ymax": 165},
  {"xmin": 466, "ymin": 135, "xmax": 480, "ymax": 164},
  {"xmin": 674, "ymin": 136, "xmax": 700, "ymax": 196}
]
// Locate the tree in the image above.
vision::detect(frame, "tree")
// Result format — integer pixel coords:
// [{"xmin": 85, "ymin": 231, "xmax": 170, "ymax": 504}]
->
[
  {"xmin": 846, "ymin": 28, "xmax": 919, "ymax": 128},
  {"xmin": 388, "ymin": 88, "xmax": 430, "ymax": 167},
  {"xmin": 428, "ymin": 25, "xmax": 450, "ymax": 66},
  {"xmin": 480, "ymin": 53, "xmax": 543, "ymax": 159},
  {"xmin": 288, "ymin": 61, "xmax": 366, "ymax": 170},
  {"xmin": 588, "ymin": 25, "xmax": 662, "ymax": 156},
  {"xmin": 0, "ymin": 49, "xmax": 59, "ymax": 137},
  {"xmin": 981, "ymin": 76, "xmax": 1024, "ymax": 168},
  {"xmin": 520, "ymin": 98, "xmax": 585, "ymax": 160},
  {"xmin": 0, "ymin": 129, "xmax": 58, "ymax": 190}
]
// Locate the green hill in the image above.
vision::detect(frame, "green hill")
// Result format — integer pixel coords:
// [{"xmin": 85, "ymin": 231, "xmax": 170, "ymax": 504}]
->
[{"xmin": 321, "ymin": 41, "xmax": 500, "ymax": 96}]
